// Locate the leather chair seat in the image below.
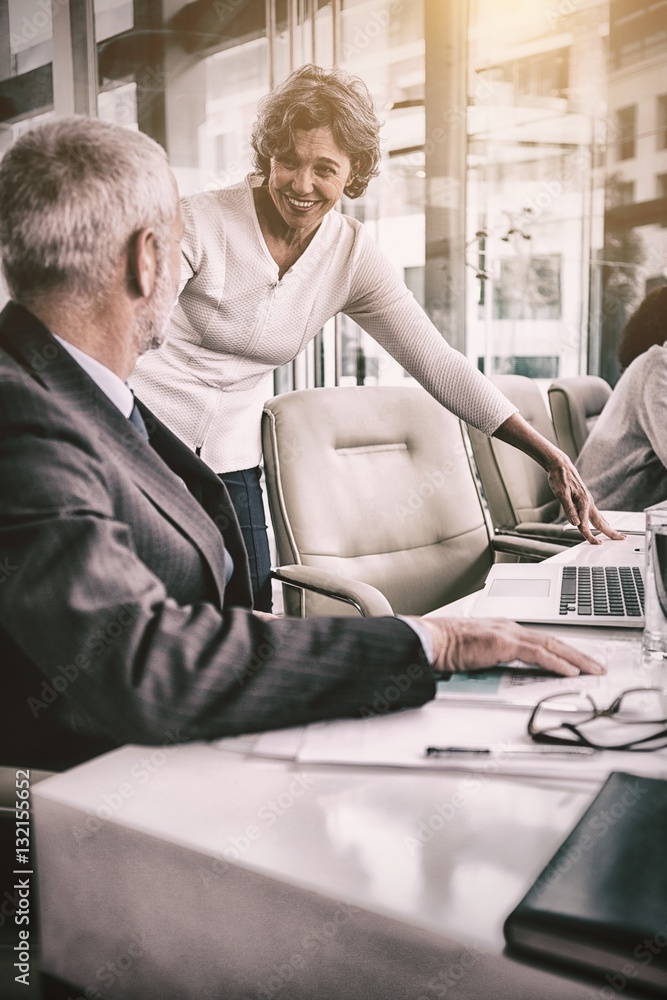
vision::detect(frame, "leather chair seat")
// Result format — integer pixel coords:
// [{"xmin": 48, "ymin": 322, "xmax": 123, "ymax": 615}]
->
[
  {"xmin": 262, "ymin": 386, "xmax": 562, "ymax": 618},
  {"xmin": 548, "ymin": 375, "xmax": 611, "ymax": 462},
  {"xmin": 467, "ymin": 374, "xmax": 582, "ymax": 550}
]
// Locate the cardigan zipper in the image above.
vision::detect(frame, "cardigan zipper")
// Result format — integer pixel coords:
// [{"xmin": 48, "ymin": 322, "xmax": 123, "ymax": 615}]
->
[
  {"xmin": 194, "ymin": 282, "xmax": 277, "ymax": 458},
  {"xmin": 244, "ymin": 280, "xmax": 279, "ymax": 358},
  {"xmin": 194, "ymin": 391, "xmax": 222, "ymax": 457}
]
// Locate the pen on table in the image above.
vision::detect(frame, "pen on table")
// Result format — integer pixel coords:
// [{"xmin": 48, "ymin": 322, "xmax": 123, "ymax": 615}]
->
[{"xmin": 425, "ymin": 745, "xmax": 598, "ymax": 757}]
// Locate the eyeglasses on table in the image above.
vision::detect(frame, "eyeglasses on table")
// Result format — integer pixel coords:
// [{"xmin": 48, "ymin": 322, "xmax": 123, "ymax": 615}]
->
[{"xmin": 527, "ymin": 687, "xmax": 667, "ymax": 752}]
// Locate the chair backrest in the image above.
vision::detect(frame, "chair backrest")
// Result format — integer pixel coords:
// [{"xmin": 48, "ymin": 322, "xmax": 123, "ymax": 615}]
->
[
  {"xmin": 466, "ymin": 374, "xmax": 561, "ymax": 530},
  {"xmin": 262, "ymin": 386, "xmax": 493, "ymax": 617},
  {"xmin": 547, "ymin": 375, "xmax": 612, "ymax": 462}
]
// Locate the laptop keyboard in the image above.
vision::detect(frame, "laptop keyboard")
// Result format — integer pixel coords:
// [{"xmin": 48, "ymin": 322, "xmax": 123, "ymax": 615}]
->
[{"xmin": 559, "ymin": 565, "xmax": 644, "ymax": 617}]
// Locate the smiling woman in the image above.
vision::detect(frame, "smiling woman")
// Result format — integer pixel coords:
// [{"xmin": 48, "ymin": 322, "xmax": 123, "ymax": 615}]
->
[
  {"xmin": 256, "ymin": 127, "xmax": 354, "ymax": 277},
  {"xmin": 130, "ymin": 64, "xmax": 616, "ymax": 612}
]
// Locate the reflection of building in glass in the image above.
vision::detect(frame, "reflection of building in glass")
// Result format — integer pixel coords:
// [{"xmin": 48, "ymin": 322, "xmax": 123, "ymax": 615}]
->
[
  {"xmin": 465, "ymin": 0, "xmax": 609, "ymax": 387},
  {"xmin": 493, "ymin": 256, "xmax": 562, "ymax": 323},
  {"xmin": 466, "ymin": 0, "xmax": 666, "ymax": 388},
  {"xmin": 600, "ymin": 0, "xmax": 667, "ymax": 383}
]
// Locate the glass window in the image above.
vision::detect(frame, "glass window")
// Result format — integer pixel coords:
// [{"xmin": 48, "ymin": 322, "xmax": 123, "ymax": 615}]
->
[
  {"xmin": 160, "ymin": 31, "xmax": 268, "ymax": 199},
  {"xmin": 0, "ymin": 105, "xmax": 58, "ymax": 308},
  {"xmin": 6, "ymin": 0, "xmax": 53, "ymax": 77},
  {"xmin": 338, "ymin": 0, "xmax": 426, "ymax": 388},
  {"xmin": 199, "ymin": 38, "xmax": 269, "ymax": 195},
  {"xmin": 94, "ymin": 0, "xmax": 133, "ymax": 43},
  {"xmin": 467, "ymin": 0, "xmax": 667, "ymax": 388},
  {"xmin": 3, "ymin": 0, "xmax": 666, "ymax": 394},
  {"xmin": 2, "ymin": 0, "xmax": 131, "ymax": 81},
  {"xmin": 493, "ymin": 255, "xmax": 562, "ymax": 322},
  {"xmin": 97, "ymin": 81, "xmax": 137, "ymax": 128},
  {"xmin": 466, "ymin": 0, "xmax": 605, "ymax": 385}
]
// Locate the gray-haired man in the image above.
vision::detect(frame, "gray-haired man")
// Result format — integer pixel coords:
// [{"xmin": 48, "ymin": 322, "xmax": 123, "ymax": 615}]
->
[{"xmin": 0, "ymin": 117, "xmax": 601, "ymax": 770}]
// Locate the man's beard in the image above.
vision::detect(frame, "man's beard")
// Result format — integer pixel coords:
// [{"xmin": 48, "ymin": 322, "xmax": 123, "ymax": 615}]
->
[{"xmin": 132, "ymin": 258, "xmax": 177, "ymax": 356}]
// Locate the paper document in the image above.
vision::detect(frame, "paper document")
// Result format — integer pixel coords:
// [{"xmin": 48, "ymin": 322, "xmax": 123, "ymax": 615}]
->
[
  {"xmin": 213, "ymin": 726, "xmax": 306, "ymax": 759},
  {"xmin": 212, "ymin": 636, "xmax": 665, "ymax": 782},
  {"xmin": 252, "ymin": 726, "xmax": 306, "ymax": 759},
  {"xmin": 295, "ymin": 701, "xmax": 667, "ymax": 783}
]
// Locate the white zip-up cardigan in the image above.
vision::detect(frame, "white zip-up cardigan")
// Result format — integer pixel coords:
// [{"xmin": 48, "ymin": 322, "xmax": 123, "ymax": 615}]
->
[{"xmin": 131, "ymin": 174, "xmax": 516, "ymax": 473}]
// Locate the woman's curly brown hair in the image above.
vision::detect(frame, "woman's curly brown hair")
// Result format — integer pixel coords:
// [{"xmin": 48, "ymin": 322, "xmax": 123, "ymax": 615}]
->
[
  {"xmin": 251, "ymin": 64, "xmax": 382, "ymax": 199},
  {"xmin": 617, "ymin": 284, "xmax": 667, "ymax": 371}
]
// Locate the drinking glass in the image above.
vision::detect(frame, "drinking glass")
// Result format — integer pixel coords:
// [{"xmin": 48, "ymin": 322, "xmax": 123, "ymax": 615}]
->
[{"xmin": 643, "ymin": 502, "xmax": 667, "ymax": 662}]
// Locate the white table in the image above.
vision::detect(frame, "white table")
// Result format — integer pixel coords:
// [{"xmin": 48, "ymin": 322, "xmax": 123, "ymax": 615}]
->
[{"xmin": 32, "ymin": 537, "xmax": 657, "ymax": 999}]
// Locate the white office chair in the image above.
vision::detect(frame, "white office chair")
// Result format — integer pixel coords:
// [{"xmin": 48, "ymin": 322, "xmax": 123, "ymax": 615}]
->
[
  {"xmin": 548, "ymin": 375, "xmax": 612, "ymax": 462},
  {"xmin": 466, "ymin": 374, "xmax": 581, "ymax": 549},
  {"xmin": 262, "ymin": 386, "xmax": 563, "ymax": 618}
]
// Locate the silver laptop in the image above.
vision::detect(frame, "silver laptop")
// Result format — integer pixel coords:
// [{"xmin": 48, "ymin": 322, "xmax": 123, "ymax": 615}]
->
[{"xmin": 471, "ymin": 562, "xmax": 645, "ymax": 628}]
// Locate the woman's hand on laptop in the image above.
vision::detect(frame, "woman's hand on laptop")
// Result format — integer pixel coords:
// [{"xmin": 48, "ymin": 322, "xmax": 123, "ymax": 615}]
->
[
  {"xmin": 410, "ymin": 617, "xmax": 606, "ymax": 677},
  {"xmin": 492, "ymin": 413, "xmax": 624, "ymax": 545},
  {"xmin": 544, "ymin": 455, "xmax": 624, "ymax": 545}
]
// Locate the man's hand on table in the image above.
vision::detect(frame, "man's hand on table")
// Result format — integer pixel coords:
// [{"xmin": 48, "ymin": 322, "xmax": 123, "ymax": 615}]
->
[{"xmin": 408, "ymin": 616, "xmax": 606, "ymax": 678}]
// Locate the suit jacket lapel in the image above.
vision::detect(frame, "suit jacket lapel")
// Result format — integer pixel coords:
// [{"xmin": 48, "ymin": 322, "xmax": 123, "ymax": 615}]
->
[
  {"xmin": 0, "ymin": 302, "xmax": 251, "ymax": 608},
  {"xmin": 133, "ymin": 399, "xmax": 252, "ymax": 606}
]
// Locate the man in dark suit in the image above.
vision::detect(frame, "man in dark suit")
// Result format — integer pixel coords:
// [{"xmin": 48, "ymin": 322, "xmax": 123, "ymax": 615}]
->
[{"xmin": 0, "ymin": 117, "xmax": 601, "ymax": 771}]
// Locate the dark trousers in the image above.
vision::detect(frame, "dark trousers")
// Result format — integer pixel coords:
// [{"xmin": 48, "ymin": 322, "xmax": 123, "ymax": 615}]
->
[{"xmin": 219, "ymin": 467, "xmax": 273, "ymax": 612}]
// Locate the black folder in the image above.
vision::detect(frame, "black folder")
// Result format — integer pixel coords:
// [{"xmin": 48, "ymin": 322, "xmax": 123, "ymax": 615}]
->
[{"xmin": 504, "ymin": 771, "xmax": 667, "ymax": 994}]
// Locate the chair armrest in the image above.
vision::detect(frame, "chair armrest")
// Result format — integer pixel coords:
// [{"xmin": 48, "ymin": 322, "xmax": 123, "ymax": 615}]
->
[
  {"xmin": 491, "ymin": 535, "xmax": 570, "ymax": 561},
  {"xmin": 272, "ymin": 565, "xmax": 395, "ymax": 617}
]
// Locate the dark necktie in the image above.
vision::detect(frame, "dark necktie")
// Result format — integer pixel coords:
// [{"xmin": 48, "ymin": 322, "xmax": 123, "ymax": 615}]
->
[{"xmin": 129, "ymin": 400, "xmax": 149, "ymax": 440}]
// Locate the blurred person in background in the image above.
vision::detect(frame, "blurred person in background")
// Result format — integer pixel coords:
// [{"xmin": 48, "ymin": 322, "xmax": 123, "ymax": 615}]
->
[{"xmin": 577, "ymin": 285, "xmax": 667, "ymax": 511}]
